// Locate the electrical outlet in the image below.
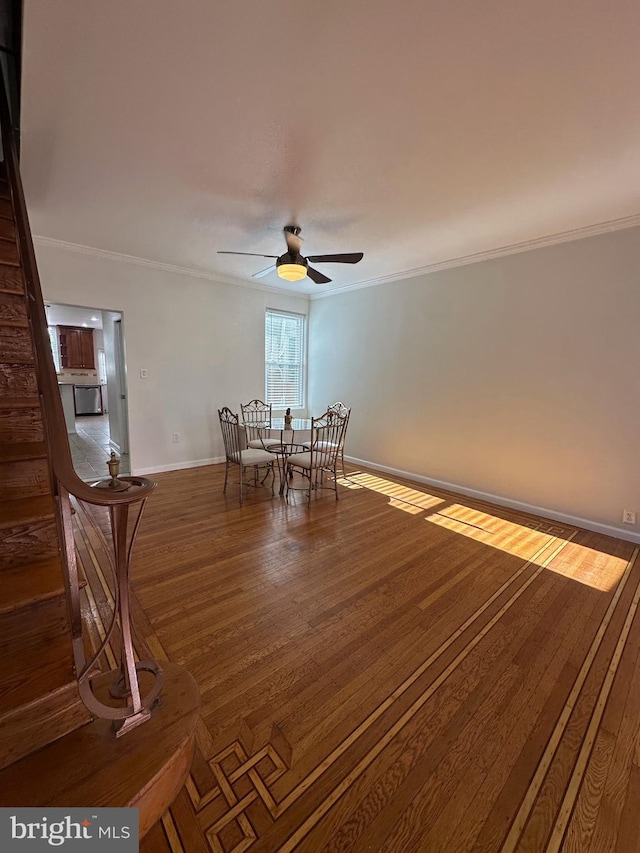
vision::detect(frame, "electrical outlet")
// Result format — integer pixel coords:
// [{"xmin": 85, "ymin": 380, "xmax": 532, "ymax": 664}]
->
[
  {"xmin": 622, "ymin": 509, "xmax": 636, "ymax": 525},
  {"xmin": 172, "ymin": 432, "xmax": 180, "ymax": 443}
]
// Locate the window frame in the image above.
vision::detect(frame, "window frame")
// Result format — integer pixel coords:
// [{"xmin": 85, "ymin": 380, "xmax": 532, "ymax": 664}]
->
[{"xmin": 264, "ymin": 308, "xmax": 307, "ymax": 410}]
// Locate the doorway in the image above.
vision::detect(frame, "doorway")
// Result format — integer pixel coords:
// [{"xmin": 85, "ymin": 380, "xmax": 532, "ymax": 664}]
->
[{"xmin": 45, "ymin": 302, "xmax": 131, "ymax": 480}]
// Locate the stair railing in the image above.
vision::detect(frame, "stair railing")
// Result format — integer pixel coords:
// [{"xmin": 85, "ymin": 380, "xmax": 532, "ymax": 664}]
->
[{"xmin": 0, "ymin": 64, "xmax": 163, "ymax": 735}]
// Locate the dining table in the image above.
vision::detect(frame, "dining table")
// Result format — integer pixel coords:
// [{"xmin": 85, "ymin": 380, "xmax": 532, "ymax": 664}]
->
[{"xmin": 259, "ymin": 419, "xmax": 312, "ymax": 494}]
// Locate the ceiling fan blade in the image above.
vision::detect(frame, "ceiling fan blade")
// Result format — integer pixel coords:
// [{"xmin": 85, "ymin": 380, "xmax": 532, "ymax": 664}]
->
[
  {"xmin": 306, "ymin": 252, "xmax": 363, "ymax": 264},
  {"xmin": 218, "ymin": 251, "xmax": 279, "ymax": 258},
  {"xmin": 252, "ymin": 265, "xmax": 277, "ymax": 279},
  {"xmin": 306, "ymin": 266, "xmax": 332, "ymax": 284}
]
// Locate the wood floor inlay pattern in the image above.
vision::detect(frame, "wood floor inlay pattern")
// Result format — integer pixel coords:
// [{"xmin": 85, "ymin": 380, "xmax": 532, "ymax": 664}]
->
[
  {"xmin": 504, "ymin": 547, "xmax": 640, "ymax": 852},
  {"xmin": 72, "ymin": 466, "xmax": 640, "ymax": 852},
  {"xmin": 195, "ymin": 739, "xmax": 290, "ymax": 852},
  {"xmin": 550, "ymin": 558, "xmax": 640, "ymax": 852},
  {"xmin": 176, "ymin": 528, "xmax": 573, "ymax": 853}
]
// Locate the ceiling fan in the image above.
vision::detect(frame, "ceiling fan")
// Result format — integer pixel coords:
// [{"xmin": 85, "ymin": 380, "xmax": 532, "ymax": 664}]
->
[{"xmin": 218, "ymin": 225, "xmax": 363, "ymax": 284}]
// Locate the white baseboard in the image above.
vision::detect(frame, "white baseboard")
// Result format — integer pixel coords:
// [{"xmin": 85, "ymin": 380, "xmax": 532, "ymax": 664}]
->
[
  {"xmin": 132, "ymin": 452, "xmax": 640, "ymax": 545},
  {"xmin": 345, "ymin": 455, "xmax": 640, "ymax": 545},
  {"xmin": 134, "ymin": 455, "xmax": 224, "ymax": 476}
]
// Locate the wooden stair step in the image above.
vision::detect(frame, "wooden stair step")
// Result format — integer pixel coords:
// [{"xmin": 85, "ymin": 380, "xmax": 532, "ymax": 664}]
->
[
  {"xmin": 0, "ymin": 681, "xmax": 90, "ymax": 772},
  {"xmin": 0, "ymin": 493, "xmax": 54, "ymax": 530},
  {"xmin": 0, "ymin": 592, "xmax": 70, "ymax": 651},
  {"xmin": 0, "ymin": 196, "xmax": 13, "ymax": 222},
  {"xmin": 0, "ymin": 661, "xmax": 199, "ymax": 838},
  {"xmin": 0, "ymin": 403, "xmax": 43, "ymax": 444},
  {"xmin": 0, "ymin": 264, "xmax": 23, "ymax": 295},
  {"xmin": 0, "ymin": 236, "xmax": 19, "ymax": 266},
  {"xmin": 0, "ymin": 556, "xmax": 66, "ymax": 615},
  {"xmin": 0, "ymin": 630, "xmax": 75, "ymax": 715},
  {"xmin": 0, "ymin": 455, "xmax": 51, "ymax": 500},
  {"xmin": 0, "ymin": 325, "xmax": 34, "ymax": 363},
  {"xmin": 0, "ymin": 517, "xmax": 58, "ymax": 569},
  {"xmin": 0, "ymin": 217, "xmax": 15, "ymax": 243},
  {"xmin": 0, "ymin": 290, "xmax": 27, "ymax": 326},
  {"xmin": 0, "ymin": 396, "xmax": 39, "ymax": 408},
  {"xmin": 0, "ymin": 364, "xmax": 38, "ymax": 398},
  {"xmin": 0, "ymin": 616, "xmax": 90, "ymax": 772},
  {"xmin": 0, "ymin": 440, "xmax": 46, "ymax": 462}
]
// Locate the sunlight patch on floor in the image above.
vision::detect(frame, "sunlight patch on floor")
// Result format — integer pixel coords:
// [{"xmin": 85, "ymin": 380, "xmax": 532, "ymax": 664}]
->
[
  {"xmin": 343, "ymin": 473, "xmax": 626, "ymax": 591},
  {"xmin": 541, "ymin": 543, "xmax": 628, "ymax": 592},
  {"xmin": 426, "ymin": 504, "xmax": 625, "ymax": 591},
  {"xmin": 427, "ymin": 504, "xmax": 552, "ymax": 558},
  {"xmin": 335, "ymin": 476, "xmax": 365, "ymax": 490},
  {"xmin": 343, "ymin": 472, "xmax": 446, "ymax": 513}
]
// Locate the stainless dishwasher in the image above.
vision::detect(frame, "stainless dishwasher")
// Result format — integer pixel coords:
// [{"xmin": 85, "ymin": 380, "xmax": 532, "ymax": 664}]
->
[{"xmin": 73, "ymin": 384, "xmax": 103, "ymax": 415}]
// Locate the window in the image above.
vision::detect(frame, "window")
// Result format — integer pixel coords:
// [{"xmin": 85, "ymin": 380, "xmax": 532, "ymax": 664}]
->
[
  {"xmin": 48, "ymin": 326, "xmax": 61, "ymax": 372},
  {"xmin": 98, "ymin": 349, "xmax": 107, "ymax": 385},
  {"xmin": 265, "ymin": 309, "xmax": 306, "ymax": 408}
]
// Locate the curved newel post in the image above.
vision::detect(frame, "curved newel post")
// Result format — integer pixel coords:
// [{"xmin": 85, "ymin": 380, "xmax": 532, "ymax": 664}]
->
[{"xmin": 61, "ymin": 472, "xmax": 163, "ymax": 737}]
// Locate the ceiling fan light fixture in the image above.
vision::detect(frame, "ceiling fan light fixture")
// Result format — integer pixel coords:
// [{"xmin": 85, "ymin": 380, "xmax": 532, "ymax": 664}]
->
[
  {"xmin": 277, "ymin": 263, "xmax": 307, "ymax": 282},
  {"xmin": 218, "ymin": 225, "xmax": 363, "ymax": 285}
]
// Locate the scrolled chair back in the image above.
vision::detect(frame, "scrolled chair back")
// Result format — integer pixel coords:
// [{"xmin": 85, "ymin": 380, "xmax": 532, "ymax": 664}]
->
[
  {"xmin": 241, "ymin": 399, "xmax": 272, "ymax": 428},
  {"xmin": 327, "ymin": 401, "xmax": 350, "ymax": 419},
  {"xmin": 310, "ymin": 408, "xmax": 349, "ymax": 468},
  {"xmin": 286, "ymin": 407, "xmax": 349, "ymax": 506},
  {"xmin": 323, "ymin": 402, "xmax": 351, "ymax": 475},
  {"xmin": 218, "ymin": 406, "xmax": 275, "ymax": 504},
  {"xmin": 218, "ymin": 406, "xmax": 244, "ymax": 460},
  {"xmin": 240, "ymin": 399, "xmax": 282, "ymax": 450}
]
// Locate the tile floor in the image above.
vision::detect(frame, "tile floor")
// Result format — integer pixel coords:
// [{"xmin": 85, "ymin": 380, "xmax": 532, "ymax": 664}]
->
[{"xmin": 69, "ymin": 414, "xmax": 130, "ymax": 480}]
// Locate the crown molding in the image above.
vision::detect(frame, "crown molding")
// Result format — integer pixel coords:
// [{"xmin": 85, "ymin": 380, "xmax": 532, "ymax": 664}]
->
[
  {"xmin": 34, "ymin": 210, "xmax": 640, "ymax": 303},
  {"xmin": 32, "ymin": 236, "xmax": 310, "ymax": 300},
  {"xmin": 310, "ymin": 212, "xmax": 640, "ymax": 299}
]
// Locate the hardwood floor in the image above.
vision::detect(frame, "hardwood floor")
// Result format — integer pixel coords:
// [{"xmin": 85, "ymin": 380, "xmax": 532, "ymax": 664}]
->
[{"xmin": 73, "ymin": 463, "xmax": 640, "ymax": 852}]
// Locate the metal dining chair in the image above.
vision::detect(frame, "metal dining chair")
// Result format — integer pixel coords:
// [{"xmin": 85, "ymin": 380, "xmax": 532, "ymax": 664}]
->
[
  {"xmin": 300, "ymin": 401, "xmax": 351, "ymax": 476},
  {"xmin": 285, "ymin": 408, "xmax": 349, "ymax": 507},
  {"xmin": 327, "ymin": 401, "xmax": 350, "ymax": 475},
  {"xmin": 218, "ymin": 407, "xmax": 275, "ymax": 504},
  {"xmin": 240, "ymin": 399, "xmax": 281, "ymax": 449}
]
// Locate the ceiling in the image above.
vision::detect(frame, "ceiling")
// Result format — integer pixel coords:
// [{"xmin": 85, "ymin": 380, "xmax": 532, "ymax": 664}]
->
[
  {"xmin": 45, "ymin": 303, "xmax": 103, "ymax": 329},
  {"xmin": 20, "ymin": 0, "xmax": 640, "ymax": 296}
]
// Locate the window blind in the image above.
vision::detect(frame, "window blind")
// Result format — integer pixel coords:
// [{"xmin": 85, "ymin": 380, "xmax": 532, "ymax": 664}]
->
[
  {"xmin": 48, "ymin": 326, "xmax": 61, "ymax": 372},
  {"xmin": 265, "ymin": 309, "xmax": 306, "ymax": 408}
]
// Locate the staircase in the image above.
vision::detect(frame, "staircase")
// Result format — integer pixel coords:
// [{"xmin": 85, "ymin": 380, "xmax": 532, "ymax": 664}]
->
[
  {"xmin": 0, "ymin": 166, "xmax": 92, "ymax": 770},
  {"xmin": 0, "ymin": 87, "xmax": 199, "ymax": 831}
]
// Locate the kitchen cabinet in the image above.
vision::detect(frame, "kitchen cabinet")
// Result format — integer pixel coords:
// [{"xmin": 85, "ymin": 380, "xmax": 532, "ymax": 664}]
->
[{"xmin": 58, "ymin": 326, "xmax": 95, "ymax": 369}]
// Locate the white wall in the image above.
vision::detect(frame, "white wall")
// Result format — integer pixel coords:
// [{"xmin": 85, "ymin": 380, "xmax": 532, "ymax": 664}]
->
[
  {"xmin": 37, "ymin": 229, "xmax": 640, "ymax": 541},
  {"xmin": 309, "ymin": 226, "xmax": 640, "ymax": 541},
  {"xmin": 35, "ymin": 242, "xmax": 308, "ymax": 474},
  {"xmin": 101, "ymin": 310, "xmax": 124, "ymax": 452}
]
